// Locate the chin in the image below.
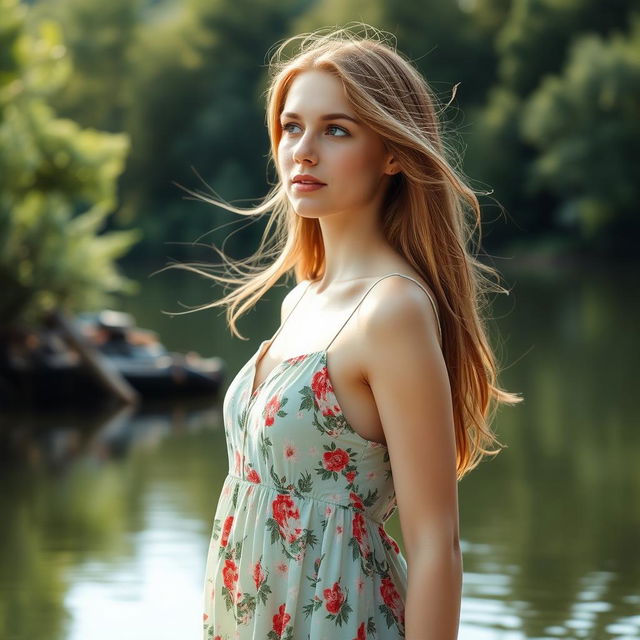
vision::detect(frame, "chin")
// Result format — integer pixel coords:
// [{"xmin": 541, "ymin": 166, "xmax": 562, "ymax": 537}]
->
[{"xmin": 289, "ymin": 201, "xmax": 334, "ymax": 219}]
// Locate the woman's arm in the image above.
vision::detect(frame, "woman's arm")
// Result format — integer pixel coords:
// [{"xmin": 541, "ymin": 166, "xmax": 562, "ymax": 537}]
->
[{"xmin": 361, "ymin": 278, "xmax": 462, "ymax": 640}]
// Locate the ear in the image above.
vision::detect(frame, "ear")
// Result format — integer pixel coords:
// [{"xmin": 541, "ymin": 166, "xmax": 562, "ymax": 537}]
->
[{"xmin": 383, "ymin": 153, "xmax": 401, "ymax": 176}]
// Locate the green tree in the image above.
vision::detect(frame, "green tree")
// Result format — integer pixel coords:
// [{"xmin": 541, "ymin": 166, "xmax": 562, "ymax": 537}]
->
[
  {"xmin": 120, "ymin": 0, "xmax": 314, "ymax": 254},
  {"xmin": 521, "ymin": 14, "xmax": 640, "ymax": 253},
  {"xmin": 497, "ymin": 0, "xmax": 634, "ymax": 97},
  {"xmin": 0, "ymin": 0, "xmax": 140, "ymax": 329},
  {"xmin": 30, "ymin": 0, "xmax": 142, "ymax": 133},
  {"xmin": 464, "ymin": 0, "xmax": 638, "ymax": 255},
  {"xmin": 292, "ymin": 1, "xmax": 498, "ymax": 116}
]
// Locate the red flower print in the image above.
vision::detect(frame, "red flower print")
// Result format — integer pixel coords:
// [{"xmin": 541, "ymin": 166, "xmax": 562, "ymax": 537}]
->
[
  {"xmin": 220, "ymin": 515, "xmax": 234, "ymax": 547},
  {"xmin": 352, "ymin": 512, "xmax": 366, "ymax": 542},
  {"xmin": 253, "ymin": 561, "xmax": 265, "ymax": 589},
  {"xmin": 354, "ymin": 621, "xmax": 366, "ymax": 640},
  {"xmin": 380, "ymin": 576, "xmax": 404, "ymax": 622},
  {"xmin": 202, "ymin": 613, "xmax": 208, "ymax": 621},
  {"xmin": 322, "ymin": 448, "xmax": 350, "ymax": 472},
  {"xmin": 271, "ymin": 493, "xmax": 303, "ymax": 544},
  {"xmin": 353, "ymin": 512, "xmax": 371, "ymax": 560},
  {"xmin": 272, "ymin": 603, "xmax": 291, "ymax": 636},
  {"xmin": 234, "ymin": 449, "xmax": 242, "ymax": 474},
  {"xmin": 312, "ymin": 368, "xmax": 342, "ymax": 417},
  {"xmin": 311, "ymin": 367, "xmax": 332, "ymax": 401},
  {"xmin": 222, "ymin": 558, "xmax": 238, "ymax": 593},
  {"xmin": 272, "ymin": 493, "xmax": 300, "ymax": 528},
  {"xmin": 286, "ymin": 354, "xmax": 307, "ymax": 365},
  {"xmin": 378, "ymin": 525, "xmax": 400, "ymax": 553},
  {"xmin": 287, "ymin": 527, "xmax": 303, "ymax": 543},
  {"xmin": 264, "ymin": 394, "xmax": 282, "ymax": 427},
  {"xmin": 349, "ymin": 491, "xmax": 365, "ymax": 511},
  {"xmin": 246, "ymin": 468, "xmax": 261, "ymax": 483},
  {"xmin": 345, "ymin": 470, "xmax": 356, "ymax": 484},
  {"xmin": 323, "ymin": 581, "xmax": 345, "ymax": 614}
]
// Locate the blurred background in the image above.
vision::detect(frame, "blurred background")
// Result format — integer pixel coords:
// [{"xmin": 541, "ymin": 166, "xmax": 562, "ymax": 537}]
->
[{"xmin": 0, "ymin": 0, "xmax": 638, "ymax": 638}]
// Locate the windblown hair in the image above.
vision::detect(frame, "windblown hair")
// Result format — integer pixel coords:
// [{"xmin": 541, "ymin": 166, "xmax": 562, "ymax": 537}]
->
[{"xmin": 163, "ymin": 23, "xmax": 523, "ymax": 479}]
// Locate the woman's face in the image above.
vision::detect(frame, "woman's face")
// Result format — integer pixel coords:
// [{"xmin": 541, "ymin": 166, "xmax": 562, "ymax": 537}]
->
[{"xmin": 277, "ymin": 69, "xmax": 394, "ymax": 220}]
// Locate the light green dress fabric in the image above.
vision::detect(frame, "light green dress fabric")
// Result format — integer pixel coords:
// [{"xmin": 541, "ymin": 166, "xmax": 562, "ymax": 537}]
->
[{"xmin": 202, "ymin": 273, "xmax": 441, "ymax": 640}]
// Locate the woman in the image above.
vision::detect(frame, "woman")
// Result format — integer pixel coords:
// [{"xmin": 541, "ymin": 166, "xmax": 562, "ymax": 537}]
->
[{"xmin": 182, "ymin": 24, "xmax": 522, "ymax": 640}]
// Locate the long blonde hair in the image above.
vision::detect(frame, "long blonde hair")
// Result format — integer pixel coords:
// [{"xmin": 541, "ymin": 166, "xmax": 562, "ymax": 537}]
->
[{"xmin": 162, "ymin": 24, "xmax": 523, "ymax": 479}]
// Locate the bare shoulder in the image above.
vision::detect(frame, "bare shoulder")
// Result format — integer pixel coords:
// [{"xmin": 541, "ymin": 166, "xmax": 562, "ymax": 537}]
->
[{"xmin": 358, "ymin": 274, "xmax": 442, "ymax": 354}]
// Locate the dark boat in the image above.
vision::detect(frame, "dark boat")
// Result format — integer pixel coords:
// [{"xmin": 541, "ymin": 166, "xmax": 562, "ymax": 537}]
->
[
  {"xmin": 0, "ymin": 310, "xmax": 225, "ymax": 407},
  {"xmin": 75, "ymin": 310, "xmax": 225, "ymax": 396}
]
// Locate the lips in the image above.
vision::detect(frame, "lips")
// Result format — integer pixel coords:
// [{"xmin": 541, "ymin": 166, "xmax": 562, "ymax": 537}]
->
[{"xmin": 292, "ymin": 174, "xmax": 326, "ymax": 185}]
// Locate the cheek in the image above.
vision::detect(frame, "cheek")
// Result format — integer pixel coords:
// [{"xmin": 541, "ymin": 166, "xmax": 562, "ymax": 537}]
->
[
  {"xmin": 277, "ymin": 139, "xmax": 290, "ymax": 162},
  {"xmin": 276, "ymin": 144, "xmax": 291, "ymax": 182},
  {"xmin": 338, "ymin": 151, "xmax": 382, "ymax": 192},
  {"xmin": 340, "ymin": 142, "xmax": 381, "ymax": 176},
  {"xmin": 348, "ymin": 151, "xmax": 372, "ymax": 176},
  {"xmin": 276, "ymin": 145, "xmax": 283, "ymax": 167}
]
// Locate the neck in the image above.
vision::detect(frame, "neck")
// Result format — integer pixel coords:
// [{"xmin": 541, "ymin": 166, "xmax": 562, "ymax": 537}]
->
[{"xmin": 314, "ymin": 209, "xmax": 398, "ymax": 291}]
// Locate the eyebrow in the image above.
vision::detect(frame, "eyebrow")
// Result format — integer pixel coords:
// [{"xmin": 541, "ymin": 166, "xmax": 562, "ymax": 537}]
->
[{"xmin": 281, "ymin": 111, "xmax": 361, "ymax": 125}]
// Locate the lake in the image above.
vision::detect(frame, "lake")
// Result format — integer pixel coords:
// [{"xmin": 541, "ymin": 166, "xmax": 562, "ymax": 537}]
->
[{"xmin": 0, "ymin": 258, "xmax": 637, "ymax": 640}]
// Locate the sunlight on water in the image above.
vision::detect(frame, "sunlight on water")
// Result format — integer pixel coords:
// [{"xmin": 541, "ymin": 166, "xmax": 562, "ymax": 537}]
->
[
  {"xmin": 64, "ymin": 491, "xmax": 206, "ymax": 640},
  {"xmin": 1, "ymin": 264, "xmax": 638, "ymax": 640}
]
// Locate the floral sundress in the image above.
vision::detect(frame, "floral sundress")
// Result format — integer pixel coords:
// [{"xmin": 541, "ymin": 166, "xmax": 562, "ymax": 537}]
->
[{"xmin": 202, "ymin": 273, "xmax": 442, "ymax": 640}]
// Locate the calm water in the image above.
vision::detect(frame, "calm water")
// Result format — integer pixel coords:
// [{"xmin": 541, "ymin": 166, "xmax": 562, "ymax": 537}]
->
[{"xmin": 0, "ymin": 259, "xmax": 638, "ymax": 640}]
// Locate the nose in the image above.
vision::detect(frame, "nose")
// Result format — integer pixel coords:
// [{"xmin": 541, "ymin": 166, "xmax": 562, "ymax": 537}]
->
[{"xmin": 292, "ymin": 132, "xmax": 318, "ymax": 166}]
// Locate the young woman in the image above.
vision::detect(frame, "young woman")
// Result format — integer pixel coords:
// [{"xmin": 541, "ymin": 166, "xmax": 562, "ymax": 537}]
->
[{"xmin": 187, "ymin": 24, "xmax": 522, "ymax": 640}]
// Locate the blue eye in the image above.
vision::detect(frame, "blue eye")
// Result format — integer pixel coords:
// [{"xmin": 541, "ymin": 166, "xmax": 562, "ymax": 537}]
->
[
  {"xmin": 327, "ymin": 125, "xmax": 349, "ymax": 137},
  {"xmin": 282, "ymin": 122, "xmax": 301, "ymax": 134},
  {"xmin": 280, "ymin": 122, "xmax": 350, "ymax": 137}
]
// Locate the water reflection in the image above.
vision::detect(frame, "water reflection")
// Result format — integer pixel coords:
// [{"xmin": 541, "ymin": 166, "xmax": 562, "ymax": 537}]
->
[
  {"xmin": 0, "ymin": 398, "xmax": 225, "ymax": 640},
  {"xmin": 0, "ymin": 263, "xmax": 638, "ymax": 640}
]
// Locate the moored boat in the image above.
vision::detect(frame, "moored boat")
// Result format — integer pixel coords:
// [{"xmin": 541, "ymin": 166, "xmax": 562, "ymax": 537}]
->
[{"xmin": 0, "ymin": 310, "xmax": 225, "ymax": 406}]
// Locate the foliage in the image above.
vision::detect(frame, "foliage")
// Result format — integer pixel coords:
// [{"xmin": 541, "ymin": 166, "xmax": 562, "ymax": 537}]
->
[
  {"xmin": 102, "ymin": 0, "xmax": 312, "ymax": 253},
  {"xmin": 0, "ymin": 0, "xmax": 140, "ymax": 329},
  {"xmin": 31, "ymin": 0, "xmax": 142, "ymax": 132},
  {"xmin": 464, "ymin": 0, "xmax": 638, "ymax": 254},
  {"xmin": 10, "ymin": 0, "xmax": 640, "ymax": 260},
  {"xmin": 520, "ymin": 14, "xmax": 640, "ymax": 251}
]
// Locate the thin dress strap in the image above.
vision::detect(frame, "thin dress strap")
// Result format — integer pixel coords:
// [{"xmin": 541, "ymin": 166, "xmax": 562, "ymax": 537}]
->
[
  {"xmin": 260, "ymin": 280, "xmax": 314, "ymax": 360},
  {"xmin": 325, "ymin": 272, "xmax": 442, "ymax": 350}
]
